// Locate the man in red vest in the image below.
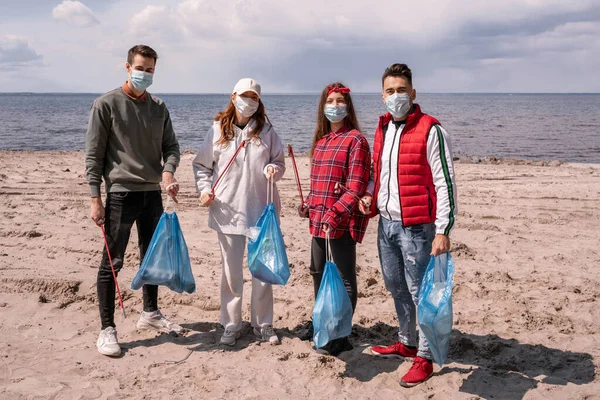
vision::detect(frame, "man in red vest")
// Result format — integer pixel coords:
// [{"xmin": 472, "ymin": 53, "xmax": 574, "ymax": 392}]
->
[{"xmin": 359, "ymin": 63, "xmax": 457, "ymax": 386}]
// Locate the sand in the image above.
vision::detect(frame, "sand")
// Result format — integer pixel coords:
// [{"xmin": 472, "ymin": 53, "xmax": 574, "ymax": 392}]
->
[{"xmin": 0, "ymin": 150, "xmax": 599, "ymax": 400}]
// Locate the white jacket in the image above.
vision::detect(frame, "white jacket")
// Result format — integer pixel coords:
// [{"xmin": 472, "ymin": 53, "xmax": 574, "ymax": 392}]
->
[{"xmin": 192, "ymin": 119, "xmax": 286, "ymax": 235}]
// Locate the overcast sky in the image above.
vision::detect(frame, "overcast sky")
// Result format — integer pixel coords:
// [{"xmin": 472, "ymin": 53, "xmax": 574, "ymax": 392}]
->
[{"xmin": 1, "ymin": 0, "xmax": 599, "ymax": 93}]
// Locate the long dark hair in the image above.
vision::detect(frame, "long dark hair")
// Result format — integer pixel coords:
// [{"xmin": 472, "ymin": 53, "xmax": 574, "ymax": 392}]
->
[
  {"xmin": 214, "ymin": 97, "xmax": 270, "ymax": 147},
  {"xmin": 310, "ymin": 82, "xmax": 360, "ymax": 157}
]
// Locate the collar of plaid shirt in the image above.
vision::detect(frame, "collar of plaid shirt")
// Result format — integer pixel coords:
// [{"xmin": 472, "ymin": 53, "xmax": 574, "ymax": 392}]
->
[{"xmin": 325, "ymin": 125, "xmax": 352, "ymax": 139}]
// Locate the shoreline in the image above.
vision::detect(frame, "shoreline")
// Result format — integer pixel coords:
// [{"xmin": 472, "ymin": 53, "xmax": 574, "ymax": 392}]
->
[{"xmin": 0, "ymin": 149, "xmax": 597, "ymax": 167}]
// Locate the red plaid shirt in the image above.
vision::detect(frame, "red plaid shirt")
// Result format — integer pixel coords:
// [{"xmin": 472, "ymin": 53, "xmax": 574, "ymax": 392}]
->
[{"xmin": 306, "ymin": 127, "xmax": 371, "ymax": 243}]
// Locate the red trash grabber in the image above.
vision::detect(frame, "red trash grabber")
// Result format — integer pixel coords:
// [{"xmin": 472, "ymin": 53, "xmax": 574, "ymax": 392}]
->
[
  {"xmin": 98, "ymin": 219, "xmax": 126, "ymax": 320},
  {"xmin": 211, "ymin": 140, "xmax": 247, "ymax": 198},
  {"xmin": 287, "ymin": 144, "xmax": 305, "ymax": 205}
]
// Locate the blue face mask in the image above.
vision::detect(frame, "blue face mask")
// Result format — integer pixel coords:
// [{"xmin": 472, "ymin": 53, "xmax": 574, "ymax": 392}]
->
[
  {"xmin": 130, "ymin": 70, "xmax": 153, "ymax": 91},
  {"xmin": 324, "ymin": 104, "xmax": 348, "ymax": 123},
  {"xmin": 385, "ymin": 93, "xmax": 411, "ymax": 118}
]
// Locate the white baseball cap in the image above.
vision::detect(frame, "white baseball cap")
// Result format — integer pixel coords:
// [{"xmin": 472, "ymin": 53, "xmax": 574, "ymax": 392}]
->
[{"xmin": 232, "ymin": 78, "xmax": 261, "ymax": 98}]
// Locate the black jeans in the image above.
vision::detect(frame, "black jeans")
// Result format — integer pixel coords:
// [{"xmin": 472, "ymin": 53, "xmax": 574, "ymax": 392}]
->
[
  {"xmin": 97, "ymin": 190, "xmax": 163, "ymax": 329},
  {"xmin": 310, "ymin": 230, "xmax": 358, "ymax": 312}
]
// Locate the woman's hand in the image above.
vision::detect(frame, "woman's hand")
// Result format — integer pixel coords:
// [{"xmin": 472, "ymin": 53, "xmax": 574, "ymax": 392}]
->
[
  {"xmin": 298, "ymin": 203, "xmax": 309, "ymax": 218},
  {"xmin": 265, "ymin": 165, "xmax": 277, "ymax": 180},
  {"xmin": 358, "ymin": 195, "xmax": 372, "ymax": 215},
  {"xmin": 199, "ymin": 192, "xmax": 214, "ymax": 207}
]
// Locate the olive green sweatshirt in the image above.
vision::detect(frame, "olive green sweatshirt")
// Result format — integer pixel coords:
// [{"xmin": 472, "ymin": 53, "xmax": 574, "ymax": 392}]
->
[{"xmin": 84, "ymin": 88, "xmax": 180, "ymax": 197}]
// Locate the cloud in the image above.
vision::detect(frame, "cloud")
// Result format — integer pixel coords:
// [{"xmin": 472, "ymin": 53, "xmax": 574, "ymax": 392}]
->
[
  {"xmin": 52, "ymin": 0, "xmax": 99, "ymax": 28},
  {"xmin": 126, "ymin": 5, "xmax": 180, "ymax": 42},
  {"xmin": 0, "ymin": 35, "xmax": 43, "ymax": 69},
  {"xmin": 64, "ymin": 0, "xmax": 600, "ymax": 92},
  {"xmin": 3, "ymin": 0, "xmax": 600, "ymax": 92}
]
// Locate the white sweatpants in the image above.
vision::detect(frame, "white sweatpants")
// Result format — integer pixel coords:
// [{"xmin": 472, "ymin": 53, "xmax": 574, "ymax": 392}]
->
[{"xmin": 218, "ymin": 233, "xmax": 274, "ymax": 331}]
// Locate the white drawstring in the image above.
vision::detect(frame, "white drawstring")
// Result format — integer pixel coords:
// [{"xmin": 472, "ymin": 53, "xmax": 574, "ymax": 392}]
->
[
  {"xmin": 164, "ymin": 182, "xmax": 178, "ymax": 213},
  {"xmin": 267, "ymin": 174, "xmax": 274, "ymax": 204},
  {"xmin": 325, "ymin": 231, "xmax": 332, "ymax": 263}
]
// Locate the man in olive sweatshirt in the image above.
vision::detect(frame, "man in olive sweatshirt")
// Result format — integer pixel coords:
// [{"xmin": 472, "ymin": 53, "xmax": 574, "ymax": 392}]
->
[{"xmin": 85, "ymin": 44, "xmax": 182, "ymax": 357}]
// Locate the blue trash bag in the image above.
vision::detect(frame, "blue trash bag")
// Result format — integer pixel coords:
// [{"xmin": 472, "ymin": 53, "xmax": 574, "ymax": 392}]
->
[
  {"xmin": 418, "ymin": 253, "xmax": 455, "ymax": 367},
  {"xmin": 131, "ymin": 211, "xmax": 196, "ymax": 294},
  {"xmin": 247, "ymin": 203, "xmax": 290, "ymax": 285},
  {"xmin": 312, "ymin": 260, "xmax": 353, "ymax": 349}
]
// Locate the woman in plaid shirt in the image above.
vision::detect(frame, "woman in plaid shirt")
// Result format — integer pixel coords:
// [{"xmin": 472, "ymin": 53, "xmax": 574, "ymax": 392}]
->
[{"xmin": 298, "ymin": 82, "xmax": 371, "ymax": 356}]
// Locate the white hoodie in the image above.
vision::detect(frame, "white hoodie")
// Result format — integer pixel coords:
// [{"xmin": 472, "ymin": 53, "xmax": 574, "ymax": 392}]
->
[{"xmin": 192, "ymin": 119, "xmax": 286, "ymax": 235}]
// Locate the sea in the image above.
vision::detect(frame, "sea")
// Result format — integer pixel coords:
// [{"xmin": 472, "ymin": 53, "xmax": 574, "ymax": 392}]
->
[{"xmin": 0, "ymin": 93, "xmax": 599, "ymax": 163}]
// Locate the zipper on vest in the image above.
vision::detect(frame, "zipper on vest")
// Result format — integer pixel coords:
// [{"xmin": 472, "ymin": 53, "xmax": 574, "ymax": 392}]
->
[
  {"xmin": 426, "ymin": 186, "xmax": 433, "ymax": 218},
  {"xmin": 398, "ymin": 125, "xmax": 405, "ymax": 227},
  {"xmin": 385, "ymin": 124, "xmax": 402, "ymax": 220}
]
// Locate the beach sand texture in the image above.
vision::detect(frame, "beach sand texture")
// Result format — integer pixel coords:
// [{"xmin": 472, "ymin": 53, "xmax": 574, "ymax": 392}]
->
[{"xmin": 0, "ymin": 150, "xmax": 599, "ymax": 399}]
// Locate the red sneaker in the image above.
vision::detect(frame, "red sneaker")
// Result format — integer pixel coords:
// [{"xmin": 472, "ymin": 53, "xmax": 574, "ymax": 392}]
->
[
  {"xmin": 399, "ymin": 356, "xmax": 433, "ymax": 387},
  {"xmin": 370, "ymin": 341, "xmax": 418, "ymax": 359}
]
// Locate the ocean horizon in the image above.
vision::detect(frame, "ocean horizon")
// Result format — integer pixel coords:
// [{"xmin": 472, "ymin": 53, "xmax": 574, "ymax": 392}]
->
[{"xmin": 1, "ymin": 92, "xmax": 599, "ymax": 163}]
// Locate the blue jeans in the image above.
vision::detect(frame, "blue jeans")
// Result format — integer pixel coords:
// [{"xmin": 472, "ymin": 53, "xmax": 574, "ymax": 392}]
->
[{"xmin": 377, "ymin": 216, "xmax": 435, "ymax": 359}]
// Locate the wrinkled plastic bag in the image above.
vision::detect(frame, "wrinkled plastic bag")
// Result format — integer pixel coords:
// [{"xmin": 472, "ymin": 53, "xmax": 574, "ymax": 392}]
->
[
  {"xmin": 247, "ymin": 203, "xmax": 290, "ymax": 285},
  {"xmin": 131, "ymin": 211, "xmax": 196, "ymax": 294},
  {"xmin": 312, "ymin": 260, "xmax": 353, "ymax": 348},
  {"xmin": 418, "ymin": 253, "xmax": 455, "ymax": 367}
]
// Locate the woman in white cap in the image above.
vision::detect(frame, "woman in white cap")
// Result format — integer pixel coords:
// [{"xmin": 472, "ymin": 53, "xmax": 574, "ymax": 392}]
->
[{"xmin": 192, "ymin": 78, "xmax": 285, "ymax": 346}]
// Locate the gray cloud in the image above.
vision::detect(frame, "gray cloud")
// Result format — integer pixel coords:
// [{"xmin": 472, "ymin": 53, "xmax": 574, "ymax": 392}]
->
[
  {"xmin": 234, "ymin": 2, "xmax": 600, "ymax": 93},
  {"xmin": 0, "ymin": 36, "xmax": 43, "ymax": 68},
  {"xmin": 459, "ymin": 5, "xmax": 600, "ymax": 38},
  {"xmin": 2, "ymin": 0, "xmax": 600, "ymax": 92}
]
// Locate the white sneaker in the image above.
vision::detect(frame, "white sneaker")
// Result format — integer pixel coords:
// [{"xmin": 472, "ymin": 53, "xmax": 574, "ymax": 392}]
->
[
  {"xmin": 253, "ymin": 324, "xmax": 280, "ymax": 345},
  {"xmin": 220, "ymin": 328, "xmax": 241, "ymax": 346},
  {"xmin": 136, "ymin": 310, "xmax": 183, "ymax": 333},
  {"xmin": 96, "ymin": 327, "xmax": 121, "ymax": 357}
]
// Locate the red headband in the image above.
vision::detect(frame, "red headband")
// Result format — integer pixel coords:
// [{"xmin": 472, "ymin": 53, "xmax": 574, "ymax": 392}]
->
[{"xmin": 327, "ymin": 85, "xmax": 351, "ymax": 97}]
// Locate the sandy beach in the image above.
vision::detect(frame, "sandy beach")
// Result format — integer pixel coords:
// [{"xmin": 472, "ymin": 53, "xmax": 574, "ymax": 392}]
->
[{"xmin": 0, "ymin": 150, "xmax": 599, "ymax": 400}]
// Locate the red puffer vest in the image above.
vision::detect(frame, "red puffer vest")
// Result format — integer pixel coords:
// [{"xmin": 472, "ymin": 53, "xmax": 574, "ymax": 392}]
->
[{"xmin": 369, "ymin": 104, "xmax": 439, "ymax": 226}]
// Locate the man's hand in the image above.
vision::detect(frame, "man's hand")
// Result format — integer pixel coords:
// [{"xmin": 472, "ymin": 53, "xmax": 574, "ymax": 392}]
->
[
  {"xmin": 199, "ymin": 192, "xmax": 214, "ymax": 207},
  {"xmin": 90, "ymin": 197, "xmax": 105, "ymax": 226},
  {"xmin": 359, "ymin": 195, "xmax": 372, "ymax": 215},
  {"xmin": 298, "ymin": 203, "xmax": 309, "ymax": 218},
  {"xmin": 431, "ymin": 234, "xmax": 451, "ymax": 256},
  {"xmin": 162, "ymin": 171, "xmax": 179, "ymax": 203}
]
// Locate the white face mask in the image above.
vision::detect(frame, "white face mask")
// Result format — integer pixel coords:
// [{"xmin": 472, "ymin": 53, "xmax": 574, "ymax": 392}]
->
[
  {"xmin": 234, "ymin": 95, "xmax": 259, "ymax": 117},
  {"xmin": 129, "ymin": 69, "xmax": 153, "ymax": 91},
  {"xmin": 324, "ymin": 104, "xmax": 348, "ymax": 123},
  {"xmin": 385, "ymin": 93, "xmax": 411, "ymax": 119}
]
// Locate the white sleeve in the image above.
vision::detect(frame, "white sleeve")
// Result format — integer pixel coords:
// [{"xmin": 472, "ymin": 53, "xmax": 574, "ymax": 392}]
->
[
  {"xmin": 263, "ymin": 126, "xmax": 286, "ymax": 182},
  {"xmin": 427, "ymin": 124, "xmax": 457, "ymax": 235},
  {"xmin": 192, "ymin": 125, "xmax": 216, "ymax": 195}
]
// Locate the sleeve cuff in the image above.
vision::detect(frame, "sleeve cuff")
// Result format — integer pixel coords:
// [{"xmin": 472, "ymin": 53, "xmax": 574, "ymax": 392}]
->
[
  {"xmin": 366, "ymin": 179, "xmax": 375, "ymax": 196},
  {"xmin": 435, "ymin": 228, "xmax": 451, "ymax": 236},
  {"xmin": 90, "ymin": 184, "xmax": 101, "ymax": 198},
  {"xmin": 322, "ymin": 212, "xmax": 340, "ymax": 230},
  {"xmin": 163, "ymin": 164, "xmax": 176, "ymax": 174}
]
